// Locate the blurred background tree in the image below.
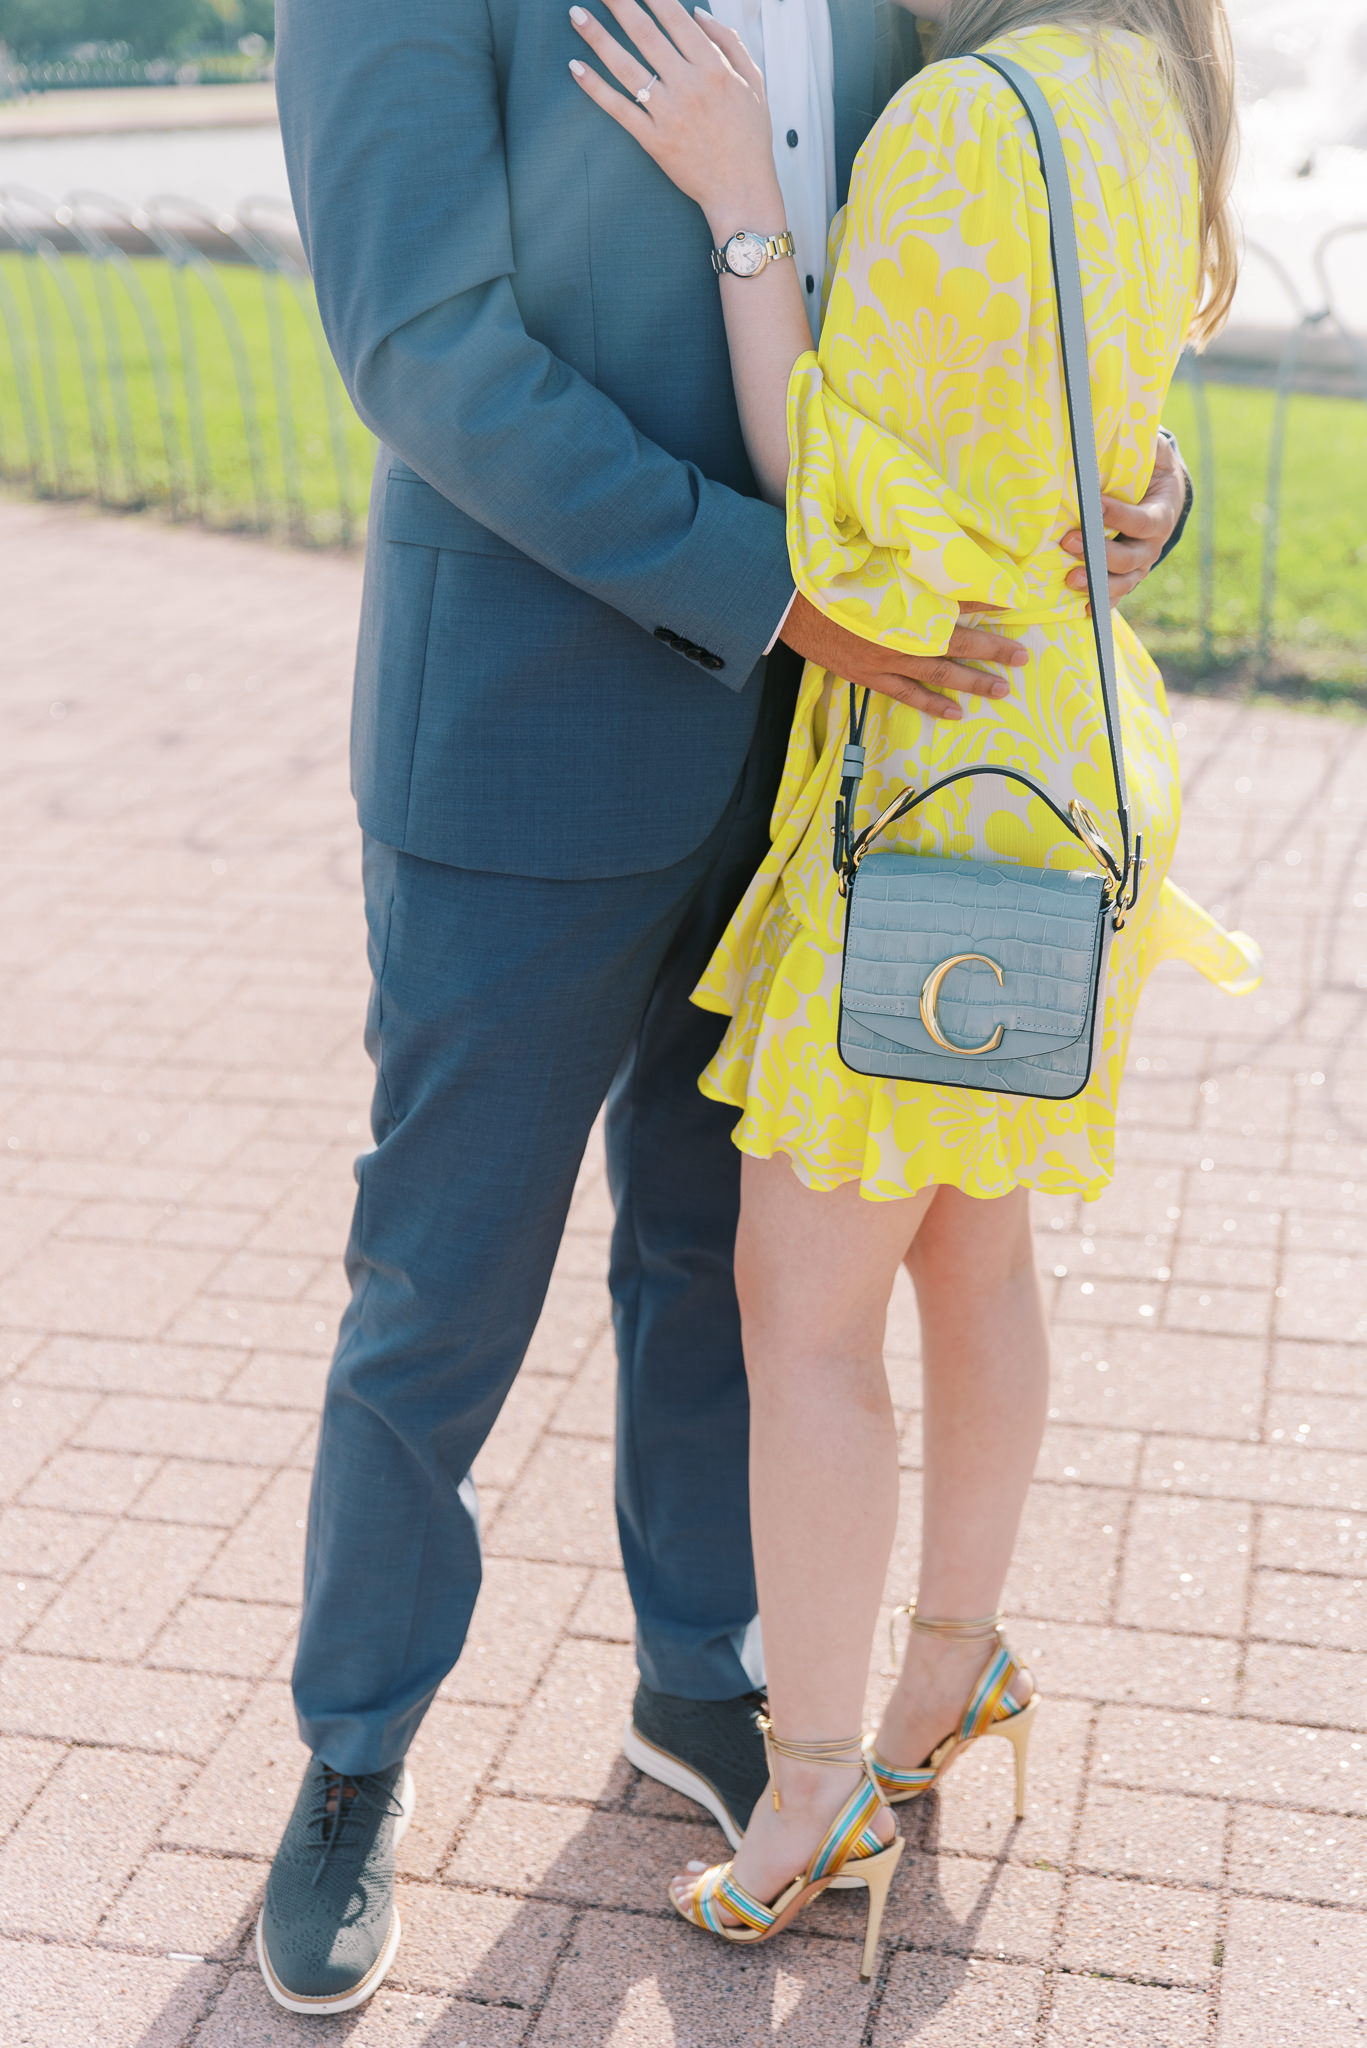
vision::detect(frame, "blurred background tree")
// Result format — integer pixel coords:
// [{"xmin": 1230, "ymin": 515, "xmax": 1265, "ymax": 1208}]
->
[{"xmin": 0, "ymin": 0, "xmax": 274, "ymax": 62}]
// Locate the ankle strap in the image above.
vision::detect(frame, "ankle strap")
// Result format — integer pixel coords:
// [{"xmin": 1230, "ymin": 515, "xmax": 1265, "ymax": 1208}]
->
[
  {"xmin": 894, "ymin": 1601, "xmax": 1003, "ymax": 1643},
  {"xmin": 910, "ymin": 1606, "xmax": 1002, "ymax": 1640},
  {"xmin": 888, "ymin": 1602, "xmax": 1004, "ymax": 1669},
  {"xmin": 757, "ymin": 1716, "xmax": 871, "ymax": 1812}
]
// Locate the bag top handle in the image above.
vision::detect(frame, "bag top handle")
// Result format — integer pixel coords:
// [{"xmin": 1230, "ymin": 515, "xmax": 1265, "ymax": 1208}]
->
[{"xmin": 833, "ymin": 51, "xmax": 1141, "ymax": 918}]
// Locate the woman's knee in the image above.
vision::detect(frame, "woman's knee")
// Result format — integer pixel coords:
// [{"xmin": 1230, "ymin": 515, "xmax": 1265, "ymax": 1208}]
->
[
  {"xmin": 737, "ymin": 1287, "xmax": 885, "ymax": 1392},
  {"xmin": 735, "ymin": 1251, "xmax": 890, "ymax": 1403},
  {"xmin": 907, "ymin": 1185, "xmax": 1037, "ymax": 1301}
]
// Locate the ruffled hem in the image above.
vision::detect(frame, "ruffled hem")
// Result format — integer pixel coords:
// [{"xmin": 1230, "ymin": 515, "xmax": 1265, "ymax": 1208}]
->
[
  {"xmin": 697, "ymin": 879, "xmax": 1261, "ymax": 1204},
  {"xmin": 1142, "ymin": 878, "xmax": 1262, "ymax": 994}
]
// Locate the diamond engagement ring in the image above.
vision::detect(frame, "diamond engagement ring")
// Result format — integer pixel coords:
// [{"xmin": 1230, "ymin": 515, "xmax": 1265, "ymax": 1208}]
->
[{"xmin": 634, "ymin": 74, "xmax": 658, "ymax": 105}]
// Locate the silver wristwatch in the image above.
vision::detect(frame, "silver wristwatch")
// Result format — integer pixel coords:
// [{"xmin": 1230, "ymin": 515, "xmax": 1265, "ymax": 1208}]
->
[{"xmin": 710, "ymin": 228, "xmax": 796, "ymax": 279}]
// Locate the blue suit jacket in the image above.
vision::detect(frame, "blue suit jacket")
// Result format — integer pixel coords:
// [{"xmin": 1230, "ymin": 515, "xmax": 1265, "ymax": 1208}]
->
[{"xmin": 275, "ymin": 0, "xmax": 919, "ymax": 877}]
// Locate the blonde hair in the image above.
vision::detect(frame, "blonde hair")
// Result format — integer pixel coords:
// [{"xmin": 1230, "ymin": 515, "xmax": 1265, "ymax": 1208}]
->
[{"xmin": 932, "ymin": 0, "xmax": 1239, "ymax": 343}]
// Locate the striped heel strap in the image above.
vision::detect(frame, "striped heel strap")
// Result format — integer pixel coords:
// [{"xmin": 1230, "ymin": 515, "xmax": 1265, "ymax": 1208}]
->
[
  {"xmin": 869, "ymin": 1607, "xmax": 1033, "ymax": 1800},
  {"xmin": 957, "ymin": 1636, "xmax": 1031, "ymax": 1743},
  {"xmin": 681, "ymin": 1770, "xmax": 889, "ymax": 1932},
  {"xmin": 757, "ymin": 1721, "xmax": 888, "ymax": 1879},
  {"xmin": 808, "ymin": 1773, "xmax": 883, "ymax": 1881},
  {"xmin": 686, "ymin": 1863, "xmax": 779, "ymax": 1935},
  {"xmin": 864, "ymin": 1745, "xmax": 938, "ymax": 1799},
  {"xmin": 852, "ymin": 1816, "xmax": 890, "ymax": 1857},
  {"xmin": 898, "ymin": 1605, "xmax": 1031, "ymax": 1737}
]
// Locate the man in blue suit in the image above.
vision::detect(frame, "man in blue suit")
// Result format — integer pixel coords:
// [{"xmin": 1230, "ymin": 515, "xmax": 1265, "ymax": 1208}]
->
[{"xmin": 262, "ymin": 0, "xmax": 1188, "ymax": 2010}]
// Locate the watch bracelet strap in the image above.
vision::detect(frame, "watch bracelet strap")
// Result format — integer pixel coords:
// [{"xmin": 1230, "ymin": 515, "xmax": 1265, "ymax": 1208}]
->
[{"xmin": 710, "ymin": 228, "xmax": 796, "ymax": 275}]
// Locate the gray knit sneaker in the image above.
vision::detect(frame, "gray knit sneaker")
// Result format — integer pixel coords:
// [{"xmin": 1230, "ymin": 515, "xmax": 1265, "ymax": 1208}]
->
[
  {"xmin": 256, "ymin": 1756, "xmax": 415, "ymax": 2014},
  {"xmin": 623, "ymin": 1682, "xmax": 768, "ymax": 1847}
]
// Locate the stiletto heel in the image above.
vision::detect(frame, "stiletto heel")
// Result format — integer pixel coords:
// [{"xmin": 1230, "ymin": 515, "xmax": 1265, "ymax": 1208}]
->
[
  {"xmin": 867, "ymin": 1608, "xmax": 1039, "ymax": 1818},
  {"xmin": 855, "ymin": 1831, "xmax": 903, "ymax": 1981},
  {"xmin": 994, "ymin": 1689, "xmax": 1037, "ymax": 1817},
  {"xmin": 672, "ymin": 1724, "xmax": 902, "ymax": 1979}
]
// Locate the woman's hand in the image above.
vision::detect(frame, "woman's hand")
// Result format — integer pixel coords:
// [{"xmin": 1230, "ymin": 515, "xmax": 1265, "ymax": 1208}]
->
[
  {"xmin": 570, "ymin": 0, "xmax": 782, "ymax": 233},
  {"xmin": 570, "ymin": 0, "xmax": 806, "ymax": 504}
]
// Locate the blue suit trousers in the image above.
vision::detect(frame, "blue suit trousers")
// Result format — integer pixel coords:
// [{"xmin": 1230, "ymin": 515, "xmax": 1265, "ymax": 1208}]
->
[{"xmin": 292, "ymin": 660, "xmax": 799, "ymax": 1770}]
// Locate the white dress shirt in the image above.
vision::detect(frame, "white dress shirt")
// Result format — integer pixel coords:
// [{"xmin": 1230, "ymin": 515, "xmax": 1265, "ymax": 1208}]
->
[
  {"xmin": 706, "ymin": 0, "xmax": 838, "ymax": 650},
  {"xmin": 707, "ymin": 0, "xmax": 837, "ymax": 345}
]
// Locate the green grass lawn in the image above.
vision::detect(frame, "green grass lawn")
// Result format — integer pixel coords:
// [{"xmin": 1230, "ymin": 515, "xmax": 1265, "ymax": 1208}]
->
[
  {"xmin": 1122, "ymin": 374, "xmax": 1367, "ymax": 700},
  {"xmin": 2, "ymin": 248, "xmax": 1364, "ymax": 694},
  {"xmin": 0, "ymin": 249, "xmax": 375, "ymax": 545}
]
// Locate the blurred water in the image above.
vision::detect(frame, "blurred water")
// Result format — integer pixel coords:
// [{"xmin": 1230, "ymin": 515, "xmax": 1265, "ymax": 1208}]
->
[
  {"xmin": 0, "ymin": 121, "xmax": 288, "ymax": 215},
  {"xmin": 1227, "ymin": 0, "xmax": 1367, "ymax": 326},
  {"xmin": 1232, "ymin": 0, "xmax": 1367, "ymax": 171}
]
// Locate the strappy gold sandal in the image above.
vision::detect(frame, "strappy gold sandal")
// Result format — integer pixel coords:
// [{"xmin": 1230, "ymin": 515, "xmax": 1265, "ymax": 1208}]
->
[
  {"xmin": 671, "ymin": 1723, "xmax": 904, "ymax": 1981},
  {"xmin": 866, "ymin": 1608, "xmax": 1038, "ymax": 1818}
]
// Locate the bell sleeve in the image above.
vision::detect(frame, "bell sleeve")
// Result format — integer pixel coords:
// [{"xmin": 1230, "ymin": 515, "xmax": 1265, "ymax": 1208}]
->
[{"xmin": 785, "ymin": 74, "xmax": 1055, "ymax": 654}]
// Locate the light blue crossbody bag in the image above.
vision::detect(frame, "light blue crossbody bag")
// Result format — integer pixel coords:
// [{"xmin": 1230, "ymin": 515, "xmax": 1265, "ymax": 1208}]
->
[{"xmin": 833, "ymin": 54, "xmax": 1144, "ymax": 1102}]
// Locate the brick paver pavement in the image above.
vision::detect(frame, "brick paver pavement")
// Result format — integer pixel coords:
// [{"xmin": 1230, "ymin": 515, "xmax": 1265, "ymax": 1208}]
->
[{"xmin": 1, "ymin": 493, "xmax": 1364, "ymax": 2045}]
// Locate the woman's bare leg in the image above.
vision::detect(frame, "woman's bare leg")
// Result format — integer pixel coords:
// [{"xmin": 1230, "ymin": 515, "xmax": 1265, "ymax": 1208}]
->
[
  {"xmin": 672, "ymin": 1153, "xmax": 930, "ymax": 1913},
  {"xmin": 873, "ymin": 1185, "xmax": 1049, "ymax": 1771}
]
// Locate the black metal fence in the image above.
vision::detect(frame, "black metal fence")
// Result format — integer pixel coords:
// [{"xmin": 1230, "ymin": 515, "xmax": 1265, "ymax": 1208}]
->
[
  {"xmin": 1171, "ymin": 229, "xmax": 1367, "ymax": 683},
  {"xmin": 1, "ymin": 47, "xmax": 272, "ymax": 93},
  {"xmin": 1, "ymin": 185, "xmax": 1364, "ymax": 687},
  {"xmin": 0, "ymin": 187, "xmax": 369, "ymax": 545}
]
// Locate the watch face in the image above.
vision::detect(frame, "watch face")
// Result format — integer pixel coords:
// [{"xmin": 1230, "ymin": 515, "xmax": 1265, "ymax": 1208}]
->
[{"xmin": 725, "ymin": 231, "xmax": 767, "ymax": 278}]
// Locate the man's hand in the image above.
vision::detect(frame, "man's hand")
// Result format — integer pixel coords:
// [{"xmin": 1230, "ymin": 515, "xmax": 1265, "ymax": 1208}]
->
[
  {"xmin": 778, "ymin": 592, "xmax": 1027, "ymax": 721},
  {"xmin": 1061, "ymin": 432, "xmax": 1187, "ymax": 604},
  {"xmin": 779, "ymin": 433, "xmax": 1188, "ymax": 712}
]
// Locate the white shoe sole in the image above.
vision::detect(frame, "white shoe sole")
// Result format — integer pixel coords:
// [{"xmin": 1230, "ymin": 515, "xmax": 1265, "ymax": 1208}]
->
[
  {"xmin": 256, "ymin": 1763, "xmax": 416, "ymax": 2016},
  {"xmin": 621, "ymin": 1724, "xmax": 871, "ymax": 1890},
  {"xmin": 622, "ymin": 1719, "xmax": 745, "ymax": 1849}
]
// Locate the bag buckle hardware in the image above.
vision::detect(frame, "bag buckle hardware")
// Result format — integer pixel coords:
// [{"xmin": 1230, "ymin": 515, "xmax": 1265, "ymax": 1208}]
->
[
  {"xmin": 837, "ymin": 783, "xmax": 921, "ymax": 897},
  {"xmin": 1068, "ymin": 801, "xmax": 1144, "ymax": 923},
  {"xmin": 1065, "ymin": 803, "xmax": 1144, "ymax": 928},
  {"xmin": 1111, "ymin": 836, "xmax": 1144, "ymax": 931},
  {"xmin": 1068, "ymin": 799, "xmax": 1122, "ymax": 886}
]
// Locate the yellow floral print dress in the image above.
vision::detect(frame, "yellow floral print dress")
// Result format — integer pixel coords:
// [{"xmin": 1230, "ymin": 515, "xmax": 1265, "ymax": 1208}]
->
[{"xmin": 695, "ymin": 25, "xmax": 1261, "ymax": 1204}]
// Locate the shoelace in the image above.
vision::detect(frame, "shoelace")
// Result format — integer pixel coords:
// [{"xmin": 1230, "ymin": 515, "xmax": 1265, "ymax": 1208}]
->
[{"xmin": 308, "ymin": 1769, "xmax": 405, "ymax": 1888}]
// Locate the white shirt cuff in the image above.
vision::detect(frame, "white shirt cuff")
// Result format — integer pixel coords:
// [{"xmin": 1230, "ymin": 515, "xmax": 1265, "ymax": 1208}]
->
[{"xmin": 765, "ymin": 589, "xmax": 799, "ymax": 657}]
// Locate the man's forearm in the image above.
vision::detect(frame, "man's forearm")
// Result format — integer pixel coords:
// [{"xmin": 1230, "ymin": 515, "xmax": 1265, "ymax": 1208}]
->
[{"xmin": 349, "ymin": 284, "xmax": 793, "ymax": 683}]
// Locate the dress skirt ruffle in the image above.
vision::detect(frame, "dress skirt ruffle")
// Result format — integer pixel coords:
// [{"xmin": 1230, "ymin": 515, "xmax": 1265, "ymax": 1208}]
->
[{"xmin": 696, "ymin": 871, "xmax": 1260, "ymax": 1203}]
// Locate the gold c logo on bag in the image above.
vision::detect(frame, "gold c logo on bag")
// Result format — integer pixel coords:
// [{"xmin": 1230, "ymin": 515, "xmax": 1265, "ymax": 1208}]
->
[{"xmin": 919, "ymin": 954, "xmax": 1006, "ymax": 1055}]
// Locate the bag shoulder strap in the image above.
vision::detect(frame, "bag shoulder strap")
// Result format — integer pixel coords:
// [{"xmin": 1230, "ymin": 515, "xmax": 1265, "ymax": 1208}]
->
[
  {"xmin": 833, "ymin": 52, "xmax": 1140, "ymax": 912},
  {"xmin": 978, "ymin": 52, "xmax": 1129, "ymax": 835}
]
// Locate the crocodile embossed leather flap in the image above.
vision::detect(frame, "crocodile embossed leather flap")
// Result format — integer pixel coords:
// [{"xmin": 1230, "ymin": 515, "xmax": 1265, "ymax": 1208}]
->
[{"xmin": 839, "ymin": 855, "xmax": 1110, "ymax": 1092}]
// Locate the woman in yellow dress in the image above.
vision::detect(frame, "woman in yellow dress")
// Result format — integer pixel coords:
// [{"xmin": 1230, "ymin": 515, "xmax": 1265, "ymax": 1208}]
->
[{"xmin": 573, "ymin": 0, "xmax": 1259, "ymax": 1965}]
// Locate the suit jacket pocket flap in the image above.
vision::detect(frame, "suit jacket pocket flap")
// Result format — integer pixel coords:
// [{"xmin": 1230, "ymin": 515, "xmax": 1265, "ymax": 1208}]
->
[{"xmin": 381, "ymin": 471, "xmax": 525, "ymax": 558}]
